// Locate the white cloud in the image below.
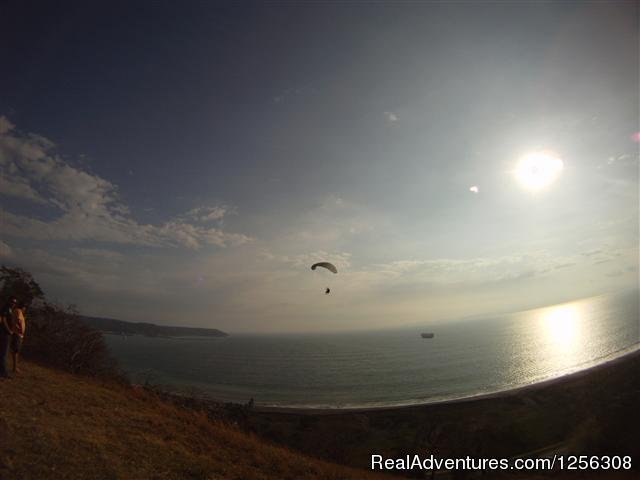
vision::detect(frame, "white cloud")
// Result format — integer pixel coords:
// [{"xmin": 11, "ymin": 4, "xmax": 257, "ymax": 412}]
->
[
  {"xmin": 0, "ymin": 118, "xmax": 251, "ymax": 249},
  {"xmin": 384, "ymin": 111, "xmax": 399, "ymax": 123},
  {"xmin": 604, "ymin": 152, "xmax": 638, "ymax": 168},
  {"xmin": 183, "ymin": 205, "xmax": 231, "ymax": 223},
  {"xmin": 372, "ymin": 251, "xmax": 580, "ymax": 285}
]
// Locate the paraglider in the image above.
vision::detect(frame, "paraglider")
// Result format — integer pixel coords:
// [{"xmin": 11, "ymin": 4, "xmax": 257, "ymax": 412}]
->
[
  {"xmin": 311, "ymin": 262, "xmax": 338, "ymax": 274},
  {"xmin": 311, "ymin": 262, "xmax": 337, "ymax": 295}
]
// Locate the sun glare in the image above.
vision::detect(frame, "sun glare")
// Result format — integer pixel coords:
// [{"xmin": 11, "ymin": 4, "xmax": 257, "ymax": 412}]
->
[
  {"xmin": 514, "ymin": 151, "xmax": 564, "ymax": 191},
  {"xmin": 541, "ymin": 304, "xmax": 582, "ymax": 352}
]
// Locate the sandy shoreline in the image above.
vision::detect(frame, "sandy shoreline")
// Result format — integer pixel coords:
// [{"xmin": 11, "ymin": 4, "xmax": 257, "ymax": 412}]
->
[
  {"xmin": 246, "ymin": 342, "xmax": 640, "ymax": 471},
  {"xmin": 146, "ymin": 338, "xmax": 640, "ymax": 471},
  {"xmin": 254, "ymin": 344, "xmax": 640, "ymax": 415}
]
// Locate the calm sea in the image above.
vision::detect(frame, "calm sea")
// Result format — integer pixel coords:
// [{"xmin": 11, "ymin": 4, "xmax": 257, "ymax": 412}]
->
[{"xmin": 105, "ymin": 291, "xmax": 639, "ymax": 408}]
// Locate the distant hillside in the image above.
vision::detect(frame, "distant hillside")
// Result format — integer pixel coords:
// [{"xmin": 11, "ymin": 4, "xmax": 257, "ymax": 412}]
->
[{"xmin": 81, "ymin": 316, "xmax": 228, "ymax": 338}]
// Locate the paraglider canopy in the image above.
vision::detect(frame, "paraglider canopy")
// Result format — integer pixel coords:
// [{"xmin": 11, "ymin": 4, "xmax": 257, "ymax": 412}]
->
[{"xmin": 311, "ymin": 262, "xmax": 338, "ymax": 274}]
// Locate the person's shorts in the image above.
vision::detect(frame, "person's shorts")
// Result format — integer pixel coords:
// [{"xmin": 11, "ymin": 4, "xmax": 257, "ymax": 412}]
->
[{"xmin": 10, "ymin": 334, "xmax": 22, "ymax": 353}]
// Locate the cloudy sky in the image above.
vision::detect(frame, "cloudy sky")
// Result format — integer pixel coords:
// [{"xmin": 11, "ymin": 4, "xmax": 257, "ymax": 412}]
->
[{"xmin": 1, "ymin": 2, "xmax": 637, "ymax": 332}]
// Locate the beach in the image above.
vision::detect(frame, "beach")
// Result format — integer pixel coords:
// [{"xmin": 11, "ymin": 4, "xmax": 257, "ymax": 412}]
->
[
  {"xmin": 254, "ymin": 344, "xmax": 640, "ymax": 415},
  {"xmin": 243, "ymin": 347, "xmax": 640, "ymax": 474}
]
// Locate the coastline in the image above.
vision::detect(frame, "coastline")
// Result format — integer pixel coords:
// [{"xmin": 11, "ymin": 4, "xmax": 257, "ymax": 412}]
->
[
  {"xmin": 244, "ymin": 345, "xmax": 640, "ymax": 471},
  {"xmin": 254, "ymin": 343, "xmax": 640, "ymax": 414},
  {"xmin": 135, "ymin": 342, "xmax": 640, "ymax": 414}
]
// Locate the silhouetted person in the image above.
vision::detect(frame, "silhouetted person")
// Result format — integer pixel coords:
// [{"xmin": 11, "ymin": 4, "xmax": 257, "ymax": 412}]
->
[
  {"xmin": 10, "ymin": 301, "xmax": 26, "ymax": 373},
  {"xmin": 0, "ymin": 298, "xmax": 17, "ymax": 379},
  {"xmin": 325, "ymin": 287, "xmax": 330, "ymax": 295}
]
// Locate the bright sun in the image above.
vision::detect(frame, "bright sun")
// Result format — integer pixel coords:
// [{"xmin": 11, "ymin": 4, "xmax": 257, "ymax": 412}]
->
[{"xmin": 514, "ymin": 151, "xmax": 564, "ymax": 191}]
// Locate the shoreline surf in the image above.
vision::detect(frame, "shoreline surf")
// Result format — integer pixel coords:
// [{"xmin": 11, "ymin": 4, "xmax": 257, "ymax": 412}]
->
[
  {"xmin": 251, "ymin": 343, "xmax": 640, "ymax": 413},
  {"xmin": 135, "ymin": 342, "xmax": 640, "ymax": 413}
]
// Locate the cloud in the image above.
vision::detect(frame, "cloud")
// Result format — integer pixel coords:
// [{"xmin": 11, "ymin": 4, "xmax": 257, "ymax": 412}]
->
[
  {"xmin": 0, "ymin": 241, "xmax": 12, "ymax": 258},
  {"xmin": 0, "ymin": 118, "xmax": 251, "ymax": 249},
  {"xmin": 0, "ymin": 119, "xmax": 50, "ymax": 203},
  {"xmin": 553, "ymin": 262, "xmax": 576, "ymax": 270},
  {"xmin": 372, "ymin": 250, "xmax": 583, "ymax": 285},
  {"xmin": 384, "ymin": 111, "xmax": 399, "ymax": 123},
  {"xmin": 266, "ymin": 193, "xmax": 378, "ymax": 252},
  {"xmin": 593, "ymin": 259, "xmax": 612, "ymax": 265},
  {"xmin": 183, "ymin": 205, "xmax": 231, "ymax": 223},
  {"xmin": 8, "ymin": 247, "xmax": 139, "ymax": 297},
  {"xmin": 604, "ymin": 152, "xmax": 638, "ymax": 168},
  {"xmin": 0, "ymin": 116, "xmax": 14, "ymax": 135},
  {"xmin": 71, "ymin": 248, "xmax": 125, "ymax": 260},
  {"xmin": 0, "ymin": 172, "xmax": 47, "ymax": 203},
  {"xmin": 577, "ymin": 244, "xmax": 635, "ymax": 267}
]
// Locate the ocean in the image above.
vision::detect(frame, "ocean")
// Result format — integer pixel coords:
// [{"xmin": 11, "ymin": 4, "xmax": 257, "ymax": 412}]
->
[{"xmin": 105, "ymin": 290, "xmax": 639, "ymax": 408}]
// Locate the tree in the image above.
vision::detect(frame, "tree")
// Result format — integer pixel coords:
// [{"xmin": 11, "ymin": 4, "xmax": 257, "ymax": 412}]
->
[
  {"xmin": 26, "ymin": 302, "xmax": 121, "ymax": 378},
  {"xmin": 0, "ymin": 265, "xmax": 123, "ymax": 379},
  {"xmin": 0, "ymin": 265, "xmax": 45, "ymax": 308}
]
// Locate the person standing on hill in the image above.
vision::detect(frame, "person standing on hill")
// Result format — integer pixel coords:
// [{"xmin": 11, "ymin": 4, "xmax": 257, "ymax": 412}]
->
[
  {"xmin": 10, "ymin": 301, "xmax": 26, "ymax": 373},
  {"xmin": 0, "ymin": 297, "xmax": 16, "ymax": 379}
]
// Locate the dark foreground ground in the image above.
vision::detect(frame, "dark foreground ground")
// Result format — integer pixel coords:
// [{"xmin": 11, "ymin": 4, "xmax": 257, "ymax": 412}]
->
[
  {"xmin": 0, "ymin": 361, "xmax": 398, "ymax": 480},
  {"xmin": 202, "ymin": 348, "xmax": 640, "ymax": 479},
  {"xmin": 1, "ymin": 349, "xmax": 637, "ymax": 479}
]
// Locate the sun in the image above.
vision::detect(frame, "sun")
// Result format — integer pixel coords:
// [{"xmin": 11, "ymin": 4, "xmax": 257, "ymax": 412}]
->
[{"xmin": 514, "ymin": 151, "xmax": 564, "ymax": 191}]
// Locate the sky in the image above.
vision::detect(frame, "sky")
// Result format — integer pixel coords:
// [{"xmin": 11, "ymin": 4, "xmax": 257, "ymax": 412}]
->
[{"xmin": 0, "ymin": 2, "xmax": 638, "ymax": 332}]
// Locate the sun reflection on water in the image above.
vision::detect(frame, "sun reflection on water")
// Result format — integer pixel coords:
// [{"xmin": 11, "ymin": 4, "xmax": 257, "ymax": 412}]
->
[
  {"xmin": 541, "ymin": 304, "xmax": 581, "ymax": 353},
  {"xmin": 507, "ymin": 298, "xmax": 612, "ymax": 384},
  {"xmin": 539, "ymin": 302, "xmax": 589, "ymax": 376}
]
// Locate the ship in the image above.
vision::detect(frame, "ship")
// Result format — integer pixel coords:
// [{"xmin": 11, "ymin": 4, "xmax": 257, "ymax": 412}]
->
[{"xmin": 421, "ymin": 332, "xmax": 434, "ymax": 338}]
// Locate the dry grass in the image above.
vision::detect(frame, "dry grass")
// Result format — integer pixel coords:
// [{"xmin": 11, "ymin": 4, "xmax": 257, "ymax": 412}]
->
[{"xmin": 0, "ymin": 361, "xmax": 397, "ymax": 480}]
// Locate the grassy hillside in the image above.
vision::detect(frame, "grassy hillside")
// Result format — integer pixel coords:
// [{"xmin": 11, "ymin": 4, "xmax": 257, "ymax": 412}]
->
[
  {"xmin": 1, "ymin": 354, "xmax": 638, "ymax": 480},
  {"xmin": 0, "ymin": 361, "xmax": 394, "ymax": 480}
]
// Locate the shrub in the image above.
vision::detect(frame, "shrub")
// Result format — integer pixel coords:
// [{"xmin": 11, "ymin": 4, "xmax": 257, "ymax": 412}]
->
[{"xmin": 22, "ymin": 301, "xmax": 124, "ymax": 381}]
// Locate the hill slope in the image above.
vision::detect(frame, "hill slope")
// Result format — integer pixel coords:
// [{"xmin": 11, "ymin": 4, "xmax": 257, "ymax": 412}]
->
[{"xmin": 0, "ymin": 362, "xmax": 392, "ymax": 480}]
